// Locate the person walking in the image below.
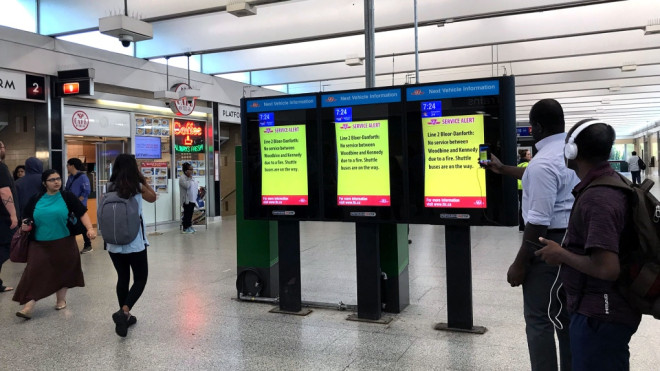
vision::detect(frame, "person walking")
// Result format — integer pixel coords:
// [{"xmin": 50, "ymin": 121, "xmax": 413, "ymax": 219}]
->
[
  {"xmin": 15, "ymin": 157, "xmax": 43, "ymax": 219},
  {"xmin": 105, "ymin": 154, "xmax": 156, "ymax": 337},
  {"xmin": 0, "ymin": 141, "xmax": 19, "ymax": 293},
  {"xmin": 65, "ymin": 158, "xmax": 92, "ymax": 253},
  {"xmin": 536, "ymin": 119, "xmax": 641, "ymax": 370},
  {"xmin": 178, "ymin": 162, "xmax": 198, "ymax": 234},
  {"xmin": 486, "ymin": 99, "xmax": 579, "ymax": 371},
  {"xmin": 627, "ymin": 151, "xmax": 641, "ymax": 185},
  {"xmin": 13, "ymin": 169, "xmax": 96, "ymax": 319}
]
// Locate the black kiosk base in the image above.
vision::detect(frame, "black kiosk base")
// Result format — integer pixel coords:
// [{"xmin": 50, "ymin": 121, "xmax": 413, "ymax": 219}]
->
[
  {"xmin": 274, "ymin": 220, "xmax": 312, "ymax": 316},
  {"xmin": 434, "ymin": 225, "xmax": 487, "ymax": 335}
]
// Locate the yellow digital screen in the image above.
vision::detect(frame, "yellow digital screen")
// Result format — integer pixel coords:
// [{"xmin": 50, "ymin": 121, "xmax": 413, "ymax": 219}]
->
[
  {"xmin": 335, "ymin": 120, "xmax": 390, "ymax": 206},
  {"xmin": 423, "ymin": 114, "xmax": 486, "ymax": 208},
  {"xmin": 259, "ymin": 124, "xmax": 309, "ymax": 205}
]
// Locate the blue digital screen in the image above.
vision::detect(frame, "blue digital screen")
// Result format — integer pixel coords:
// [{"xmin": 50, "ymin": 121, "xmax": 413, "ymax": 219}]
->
[
  {"xmin": 135, "ymin": 136, "xmax": 162, "ymax": 159},
  {"xmin": 334, "ymin": 107, "xmax": 352, "ymax": 122},
  {"xmin": 258, "ymin": 112, "xmax": 275, "ymax": 127},
  {"xmin": 516, "ymin": 127, "xmax": 532, "ymax": 137},
  {"xmin": 421, "ymin": 101, "xmax": 442, "ymax": 118}
]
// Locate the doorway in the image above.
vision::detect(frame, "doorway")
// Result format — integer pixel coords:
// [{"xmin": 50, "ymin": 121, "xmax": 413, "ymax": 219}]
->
[{"xmin": 64, "ymin": 137, "xmax": 127, "ymax": 225}]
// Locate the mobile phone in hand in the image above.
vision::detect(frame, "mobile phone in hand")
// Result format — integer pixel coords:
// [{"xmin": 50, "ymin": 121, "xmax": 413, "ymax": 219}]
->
[
  {"xmin": 525, "ymin": 239, "xmax": 545, "ymax": 250},
  {"xmin": 478, "ymin": 144, "xmax": 491, "ymax": 167}
]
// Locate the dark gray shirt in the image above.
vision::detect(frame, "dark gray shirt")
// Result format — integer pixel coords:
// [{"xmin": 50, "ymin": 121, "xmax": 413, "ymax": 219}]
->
[{"xmin": 561, "ymin": 163, "xmax": 641, "ymax": 329}]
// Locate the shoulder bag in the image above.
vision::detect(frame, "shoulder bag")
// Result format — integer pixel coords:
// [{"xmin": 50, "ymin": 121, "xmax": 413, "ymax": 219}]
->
[{"xmin": 10, "ymin": 229, "xmax": 30, "ymax": 263}]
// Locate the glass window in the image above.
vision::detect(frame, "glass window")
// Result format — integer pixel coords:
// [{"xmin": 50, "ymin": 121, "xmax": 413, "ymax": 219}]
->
[
  {"xmin": 215, "ymin": 72, "xmax": 251, "ymax": 84},
  {"xmin": 0, "ymin": 0, "xmax": 37, "ymax": 32},
  {"xmin": 151, "ymin": 56, "xmax": 201, "ymax": 73}
]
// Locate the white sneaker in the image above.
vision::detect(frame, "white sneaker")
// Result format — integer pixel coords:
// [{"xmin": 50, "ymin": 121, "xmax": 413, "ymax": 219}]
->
[{"xmin": 181, "ymin": 228, "xmax": 193, "ymax": 234}]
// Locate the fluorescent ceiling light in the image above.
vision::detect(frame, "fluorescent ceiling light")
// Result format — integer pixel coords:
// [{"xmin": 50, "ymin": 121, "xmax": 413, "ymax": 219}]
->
[
  {"xmin": 609, "ymin": 86, "xmax": 622, "ymax": 92},
  {"xmin": 621, "ymin": 64, "xmax": 637, "ymax": 72},
  {"xmin": 227, "ymin": 1, "xmax": 257, "ymax": 17},
  {"xmin": 345, "ymin": 55, "xmax": 364, "ymax": 66},
  {"xmin": 644, "ymin": 24, "xmax": 660, "ymax": 35}
]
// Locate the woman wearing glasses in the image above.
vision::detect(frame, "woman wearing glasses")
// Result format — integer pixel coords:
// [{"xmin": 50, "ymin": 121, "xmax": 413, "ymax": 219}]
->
[{"xmin": 13, "ymin": 169, "xmax": 96, "ymax": 319}]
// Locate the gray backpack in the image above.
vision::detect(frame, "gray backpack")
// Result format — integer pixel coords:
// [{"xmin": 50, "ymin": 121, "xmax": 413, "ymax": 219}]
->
[{"xmin": 98, "ymin": 183, "xmax": 142, "ymax": 245}]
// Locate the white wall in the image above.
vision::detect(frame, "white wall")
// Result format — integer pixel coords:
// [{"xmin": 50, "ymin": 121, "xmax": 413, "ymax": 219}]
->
[{"xmin": 0, "ymin": 25, "xmax": 278, "ymax": 106}]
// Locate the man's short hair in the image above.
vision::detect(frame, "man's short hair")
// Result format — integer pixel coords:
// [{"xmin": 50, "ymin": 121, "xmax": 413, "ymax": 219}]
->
[
  {"xmin": 529, "ymin": 99, "xmax": 565, "ymax": 135},
  {"xmin": 632, "ymin": 151, "xmax": 637, "ymax": 156},
  {"xmin": 569, "ymin": 119, "xmax": 616, "ymax": 163},
  {"xmin": 182, "ymin": 162, "xmax": 192, "ymax": 172},
  {"xmin": 67, "ymin": 158, "xmax": 83, "ymax": 170}
]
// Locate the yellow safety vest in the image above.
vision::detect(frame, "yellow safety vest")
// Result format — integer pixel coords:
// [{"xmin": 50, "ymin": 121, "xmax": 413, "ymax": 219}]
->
[{"xmin": 517, "ymin": 161, "xmax": 529, "ymax": 190}]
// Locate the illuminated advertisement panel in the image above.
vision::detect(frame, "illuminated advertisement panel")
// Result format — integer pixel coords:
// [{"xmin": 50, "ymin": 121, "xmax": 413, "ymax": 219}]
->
[{"xmin": 174, "ymin": 119, "xmax": 205, "ymax": 153}]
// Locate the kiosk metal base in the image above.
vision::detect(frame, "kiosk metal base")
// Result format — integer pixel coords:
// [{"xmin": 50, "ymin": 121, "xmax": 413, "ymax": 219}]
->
[
  {"xmin": 269, "ymin": 307, "xmax": 313, "ymax": 316},
  {"xmin": 346, "ymin": 314, "xmax": 393, "ymax": 324},
  {"xmin": 434, "ymin": 322, "xmax": 487, "ymax": 334}
]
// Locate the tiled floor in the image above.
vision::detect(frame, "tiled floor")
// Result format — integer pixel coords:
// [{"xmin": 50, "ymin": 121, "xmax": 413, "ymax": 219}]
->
[{"xmin": 1, "ymin": 171, "xmax": 659, "ymax": 370}]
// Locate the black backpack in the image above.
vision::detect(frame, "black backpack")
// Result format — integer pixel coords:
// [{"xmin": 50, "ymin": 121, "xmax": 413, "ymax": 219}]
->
[
  {"xmin": 638, "ymin": 157, "xmax": 647, "ymax": 171},
  {"xmin": 585, "ymin": 174, "xmax": 660, "ymax": 319}
]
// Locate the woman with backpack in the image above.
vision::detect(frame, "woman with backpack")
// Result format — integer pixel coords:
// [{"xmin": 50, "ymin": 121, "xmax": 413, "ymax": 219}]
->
[
  {"xmin": 13, "ymin": 169, "xmax": 96, "ymax": 319},
  {"xmin": 104, "ymin": 154, "xmax": 156, "ymax": 337}
]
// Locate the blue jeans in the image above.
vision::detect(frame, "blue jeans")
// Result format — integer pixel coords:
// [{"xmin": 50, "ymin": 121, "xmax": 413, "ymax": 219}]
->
[{"xmin": 569, "ymin": 313, "xmax": 637, "ymax": 371}]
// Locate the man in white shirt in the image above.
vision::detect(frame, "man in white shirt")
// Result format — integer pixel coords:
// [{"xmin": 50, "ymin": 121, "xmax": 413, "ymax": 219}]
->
[
  {"xmin": 627, "ymin": 151, "xmax": 641, "ymax": 185},
  {"xmin": 178, "ymin": 163, "xmax": 199, "ymax": 234},
  {"xmin": 487, "ymin": 99, "xmax": 579, "ymax": 371}
]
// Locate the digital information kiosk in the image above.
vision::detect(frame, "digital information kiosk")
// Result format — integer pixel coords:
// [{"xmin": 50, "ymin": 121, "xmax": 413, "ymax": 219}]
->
[
  {"xmin": 242, "ymin": 94, "xmax": 320, "ymax": 314},
  {"xmin": 320, "ymin": 88, "xmax": 406, "ymax": 321},
  {"xmin": 405, "ymin": 77, "xmax": 517, "ymax": 332},
  {"xmin": 239, "ymin": 76, "xmax": 517, "ymax": 326}
]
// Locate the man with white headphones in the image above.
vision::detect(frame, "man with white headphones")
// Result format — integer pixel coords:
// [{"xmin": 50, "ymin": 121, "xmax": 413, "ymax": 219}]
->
[
  {"xmin": 486, "ymin": 99, "xmax": 579, "ymax": 371},
  {"xmin": 536, "ymin": 119, "xmax": 641, "ymax": 370}
]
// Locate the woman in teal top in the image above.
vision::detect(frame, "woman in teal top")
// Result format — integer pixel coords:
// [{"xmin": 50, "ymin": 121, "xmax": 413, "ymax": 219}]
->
[{"xmin": 13, "ymin": 169, "xmax": 96, "ymax": 319}]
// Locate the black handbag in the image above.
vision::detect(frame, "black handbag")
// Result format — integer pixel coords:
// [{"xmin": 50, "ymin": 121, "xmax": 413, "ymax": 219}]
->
[{"xmin": 10, "ymin": 229, "xmax": 30, "ymax": 263}]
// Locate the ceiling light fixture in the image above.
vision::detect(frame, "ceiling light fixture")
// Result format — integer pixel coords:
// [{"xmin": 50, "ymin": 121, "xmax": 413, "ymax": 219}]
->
[
  {"xmin": 608, "ymin": 86, "xmax": 621, "ymax": 92},
  {"xmin": 644, "ymin": 19, "xmax": 660, "ymax": 35},
  {"xmin": 621, "ymin": 64, "xmax": 637, "ymax": 72},
  {"xmin": 227, "ymin": 1, "xmax": 257, "ymax": 17},
  {"xmin": 345, "ymin": 55, "xmax": 364, "ymax": 66}
]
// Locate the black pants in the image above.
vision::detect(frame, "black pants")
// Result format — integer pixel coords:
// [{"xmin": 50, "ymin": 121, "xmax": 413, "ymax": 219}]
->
[
  {"xmin": 518, "ymin": 190, "xmax": 525, "ymax": 231},
  {"xmin": 631, "ymin": 170, "xmax": 641, "ymax": 185},
  {"xmin": 109, "ymin": 249, "xmax": 148, "ymax": 310},
  {"xmin": 0, "ymin": 243, "xmax": 9, "ymax": 288},
  {"xmin": 82, "ymin": 232, "xmax": 91, "ymax": 247},
  {"xmin": 182, "ymin": 202, "xmax": 195, "ymax": 229}
]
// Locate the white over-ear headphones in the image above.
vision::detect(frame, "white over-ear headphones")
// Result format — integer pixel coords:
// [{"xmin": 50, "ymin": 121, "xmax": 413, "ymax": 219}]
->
[{"xmin": 564, "ymin": 119, "xmax": 606, "ymax": 160}]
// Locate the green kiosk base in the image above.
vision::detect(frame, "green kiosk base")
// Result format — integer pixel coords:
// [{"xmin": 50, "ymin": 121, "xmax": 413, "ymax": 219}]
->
[{"xmin": 236, "ymin": 146, "xmax": 279, "ymax": 298}]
